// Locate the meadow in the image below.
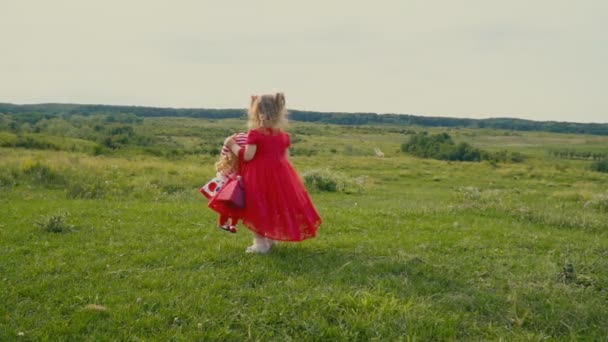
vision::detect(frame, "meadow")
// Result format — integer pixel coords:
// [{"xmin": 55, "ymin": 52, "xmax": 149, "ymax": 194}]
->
[{"xmin": 1, "ymin": 116, "xmax": 607, "ymax": 341}]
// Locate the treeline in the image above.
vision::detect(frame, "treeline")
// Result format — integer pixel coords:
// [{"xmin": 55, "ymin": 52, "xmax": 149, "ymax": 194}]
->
[
  {"xmin": 401, "ymin": 132, "xmax": 524, "ymax": 163},
  {"xmin": 1, "ymin": 102, "xmax": 608, "ymax": 136},
  {"xmin": 0, "ymin": 103, "xmax": 244, "ymax": 120},
  {"xmin": 548, "ymin": 149, "xmax": 608, "ymax": 161},
  {"xmin": 291, "ymin": 112, "xmax": 608, "ymax": 136}
]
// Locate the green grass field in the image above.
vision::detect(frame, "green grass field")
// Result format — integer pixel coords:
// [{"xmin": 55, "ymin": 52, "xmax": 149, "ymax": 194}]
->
[{"xmin": 1, "ymin": 117, "xmax": 607, "ymax": 340}]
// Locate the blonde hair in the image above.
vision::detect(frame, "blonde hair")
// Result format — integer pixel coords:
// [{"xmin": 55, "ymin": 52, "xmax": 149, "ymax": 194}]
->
[
  {"xmin": 247, "ymin": 93, "xmax": 288, "ymax": 129},
  {"xmin": 215, "ymin": 153, "xmax": 238, "ymax": 175}
]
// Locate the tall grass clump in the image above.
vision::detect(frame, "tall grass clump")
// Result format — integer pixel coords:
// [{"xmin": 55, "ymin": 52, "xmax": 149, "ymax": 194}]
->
[
  {"xmin": 65, "ymin": 180, "xmax": 108, "ymax": 199},
  {"xmin": 584, "ymin": 194, "xmax": 608, "ymax": 212},
  {"xmin": 0, "ymin": 167, "xmax": 18, "ymax": 187},
  {"xmin": 19, "ymin": 160, "xmax": 65, "ymax": 187},
  {"xmin": 35, "ymin": 213, "xmax": 71, "ymax": 233},
  {"xmin": 302, "ymin": 168, "xmax": 367, "ymax": 193}
]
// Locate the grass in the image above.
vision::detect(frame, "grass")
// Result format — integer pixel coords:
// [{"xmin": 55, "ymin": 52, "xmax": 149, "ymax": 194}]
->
[{"xmin": 1, "ymin": 118, "xmax": 607, "ymax": 340}]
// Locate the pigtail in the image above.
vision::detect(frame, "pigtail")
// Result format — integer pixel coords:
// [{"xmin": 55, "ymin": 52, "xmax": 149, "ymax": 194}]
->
[
  {"xmin": 247, "ymin": 95, "xmax": 261, "ymax": 129},
  {"xmin": 275, "ymin": 92, "xmax": 286, "ymax": 112}
]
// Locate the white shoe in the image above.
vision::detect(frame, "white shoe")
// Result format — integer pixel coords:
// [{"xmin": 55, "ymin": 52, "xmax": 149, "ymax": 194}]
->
[
  {"xmin": 245, "ymin": 236, "xmax": 273, "ymax": 254},
  {"xmin": 245, "ymin": 243, "xmax": 270, "ymax": 254},
  {"xmin": 264, "ymin": 238, "xmax": 277, "ymax": 250}
]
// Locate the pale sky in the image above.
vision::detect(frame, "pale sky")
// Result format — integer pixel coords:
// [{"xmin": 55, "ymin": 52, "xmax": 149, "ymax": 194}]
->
[{"xmin": 1, "ymin": 0, "xmax": 607, "ymax": 123}]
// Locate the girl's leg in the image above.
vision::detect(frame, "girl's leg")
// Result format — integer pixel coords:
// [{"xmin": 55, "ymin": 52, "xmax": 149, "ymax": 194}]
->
[
  {"xmin": 217, "ymin": 215, "xmax": 235, "ymax": 233},
  {"xmin": 246, "ymin": 232, "xmax": 273, "ymax": 254}
]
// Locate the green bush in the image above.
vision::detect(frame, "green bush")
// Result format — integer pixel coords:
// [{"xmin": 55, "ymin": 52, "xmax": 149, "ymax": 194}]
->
[
  {"xmin": 590, "ymin": 159, "xmax": 608, "ymax": 173},
  {"xmin": 402, "ymin": 132, "xmax": 481, "ymax": 161},
  {"xmin": 402, "ymin": 132, "xmax": 524, "ymax": 163},
  {"xmin": 91, "ymin": 144, "xmax": 107, "ymax": 156},
  {"xmin": 303, "ymin": 169, "xmax": 338, "ymax": 191}
]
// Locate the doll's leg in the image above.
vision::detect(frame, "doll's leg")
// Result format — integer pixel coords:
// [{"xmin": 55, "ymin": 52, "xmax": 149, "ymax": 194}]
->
[
  {"xmin": 228, "ymin": 217, "xmax": 238, "ymax": 233},
  {"xmin": 218, "ymin": 215, "xmax": 228, "ymax": 227},
  {"xmin": 217, "ymin": 215, "xmax": 235, "ymax": 233}
]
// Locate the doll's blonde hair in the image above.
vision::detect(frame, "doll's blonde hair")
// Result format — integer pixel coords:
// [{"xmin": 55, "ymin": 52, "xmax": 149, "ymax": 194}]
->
[
  {"xmin": 215, "ymin": 152, "xmax": 237, "ymax": 175},
  {"xmin": 247, "ymin": 93, "xmax": 288, "ymax": 129}
]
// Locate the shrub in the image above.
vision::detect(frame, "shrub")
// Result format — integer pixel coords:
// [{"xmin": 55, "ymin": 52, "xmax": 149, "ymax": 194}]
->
[
  {"xmin": 402, "ymin": 132, "xmax": 482, "ymax": 161},
  {"xmin": 303, "ymin": 169, "xmax": 338, "ymax": 192},
  {"xmin": 509, "ymin": 151, "xmax": 525, "ymax": 163},
  {"xmin": 91, "ymin": 145, "xmax": 107, "ymax": 156},
  {"xmin": 590, "ymin": 159, "xmax": 608, "ymax": 173},
  {"xmin": 402, "ymin": 132, "xmax": 524, "ymax": 163}
]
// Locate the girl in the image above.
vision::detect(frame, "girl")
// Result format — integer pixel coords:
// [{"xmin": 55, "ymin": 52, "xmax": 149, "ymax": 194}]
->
[
  {"xmin": 201, "ymin": 133, "xmax": 247, "ymax": 233},
  {"xmin": 225, "ymin": 93, "xmax": 321, "ymax": 253}
]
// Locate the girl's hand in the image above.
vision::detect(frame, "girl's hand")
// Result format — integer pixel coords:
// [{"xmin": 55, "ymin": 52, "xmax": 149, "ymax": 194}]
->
[{"xmin": 224, "ymin": 135, "xmax": 235, "ymax": 148}]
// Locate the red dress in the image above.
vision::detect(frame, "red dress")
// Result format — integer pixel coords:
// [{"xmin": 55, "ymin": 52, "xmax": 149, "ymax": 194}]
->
[{"xmin": 241, "ymin": 128, "xmax": 321, "ymax": 241}]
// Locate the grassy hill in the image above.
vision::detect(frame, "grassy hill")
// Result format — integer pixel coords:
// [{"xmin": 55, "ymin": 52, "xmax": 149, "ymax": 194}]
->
[{"xmin": 1, "ymin": 117, "xmax": 607, "ymax": 340}]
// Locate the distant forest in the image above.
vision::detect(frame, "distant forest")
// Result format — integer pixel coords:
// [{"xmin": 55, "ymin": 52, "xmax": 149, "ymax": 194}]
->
[{"xmin": 1, "ymin": 102, "xmax": 607, "ymax": 136}]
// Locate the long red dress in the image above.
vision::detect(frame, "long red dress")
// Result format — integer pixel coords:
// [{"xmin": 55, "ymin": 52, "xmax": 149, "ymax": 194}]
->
[{"xmin": 241, "ymin": 128, "xmax": 321, "ymax": 241}]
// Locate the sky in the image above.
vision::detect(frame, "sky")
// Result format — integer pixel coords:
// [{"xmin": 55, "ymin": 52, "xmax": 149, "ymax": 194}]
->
[{"xmin": 1, "ymin": 0, "xmax": 607, "ymax": 123}]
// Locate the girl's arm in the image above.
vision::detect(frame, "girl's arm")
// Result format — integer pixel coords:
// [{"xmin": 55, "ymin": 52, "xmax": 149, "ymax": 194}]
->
[
  {"xmin": 229, "ymin": 142, "xmax": 257, "ymax": 161},
  {"xmin": 243, "ymin": 145, "xmax": 257, "ymax": 161}
]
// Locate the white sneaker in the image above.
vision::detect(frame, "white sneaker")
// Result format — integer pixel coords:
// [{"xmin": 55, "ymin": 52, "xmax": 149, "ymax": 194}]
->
[{"xmin": 245, "ymin": 236, "xmax": 273, "ymax": 254}]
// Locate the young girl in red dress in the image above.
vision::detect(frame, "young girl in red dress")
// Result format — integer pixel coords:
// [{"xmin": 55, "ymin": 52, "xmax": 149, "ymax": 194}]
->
[{"xmin": 224, "ymin": 93, "xmax": 321, "ymax": 253}]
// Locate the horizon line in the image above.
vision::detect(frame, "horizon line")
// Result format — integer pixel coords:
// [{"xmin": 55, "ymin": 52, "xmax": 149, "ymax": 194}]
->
[{"xmin": 1, "ymin": 101, "xmax": 606, "ymax": 125}]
